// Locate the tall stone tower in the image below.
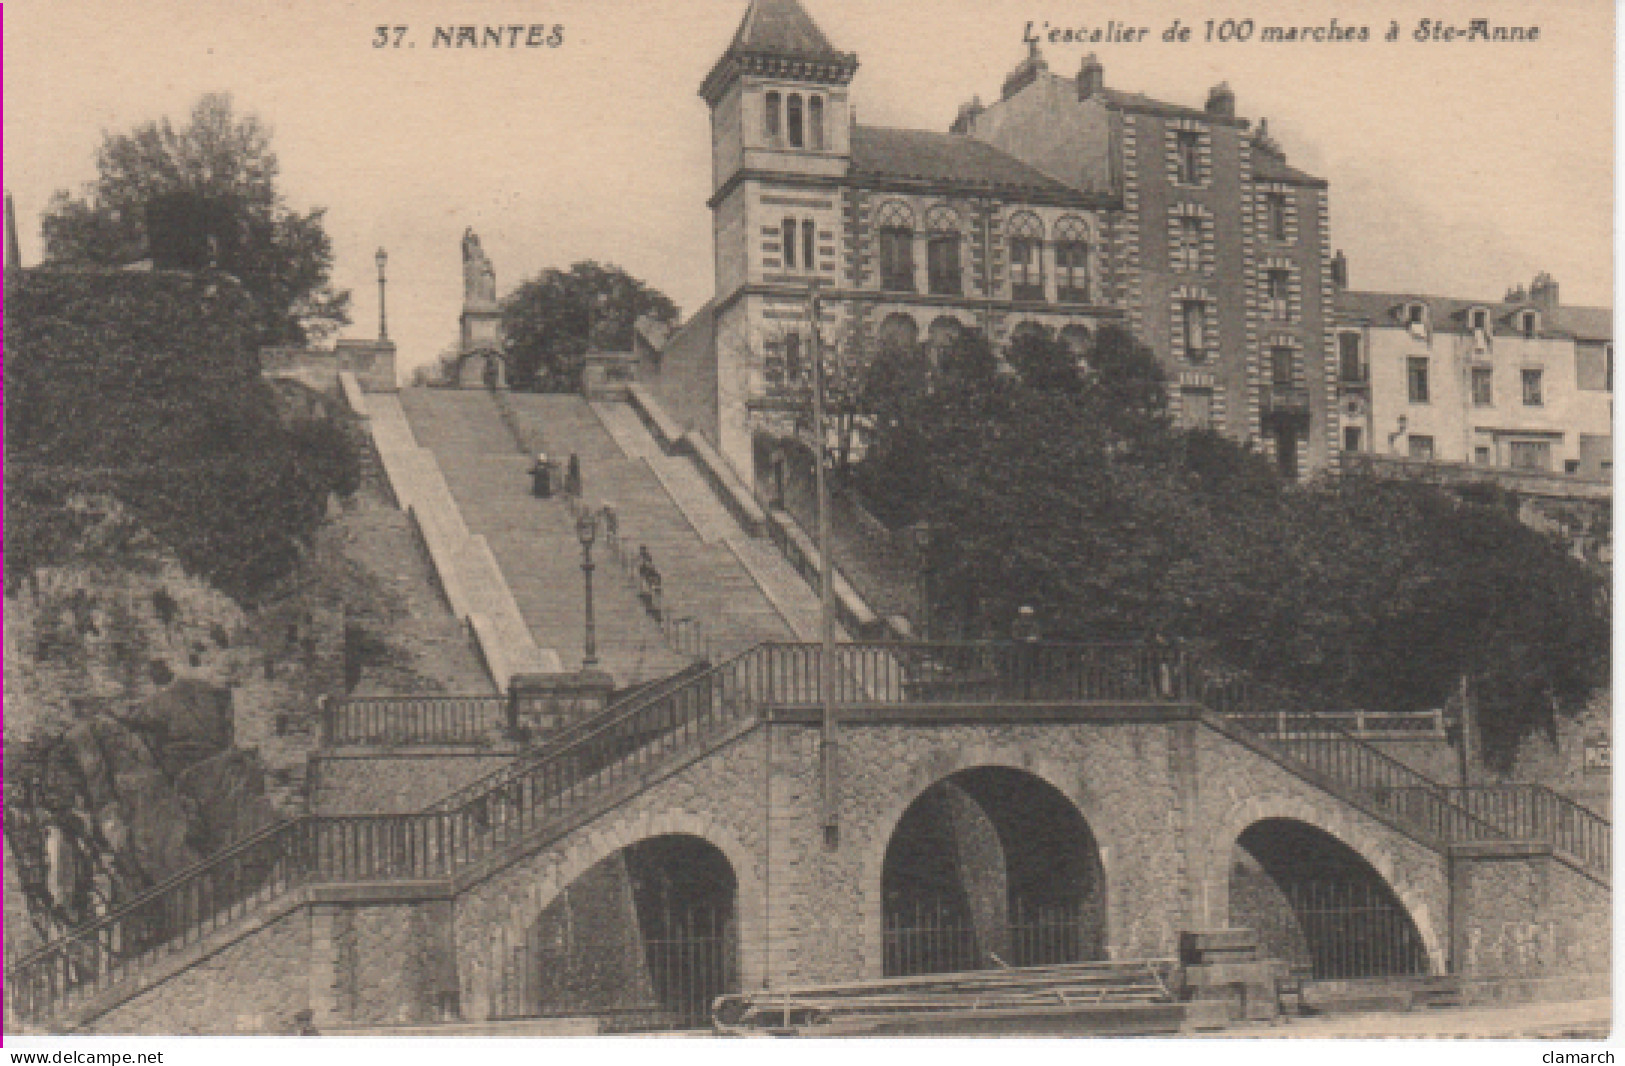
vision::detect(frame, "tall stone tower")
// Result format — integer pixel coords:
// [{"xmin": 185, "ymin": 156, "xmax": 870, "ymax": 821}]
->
[{"xmin": 697, "ymin": 0, "xmax": 858, "ymax": 480}]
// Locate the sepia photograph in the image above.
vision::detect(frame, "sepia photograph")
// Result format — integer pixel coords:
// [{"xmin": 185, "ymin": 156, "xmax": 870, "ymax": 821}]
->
[{"xmin": 2, "ymin": 0, "xmax": 1614, "ymax": 1051}]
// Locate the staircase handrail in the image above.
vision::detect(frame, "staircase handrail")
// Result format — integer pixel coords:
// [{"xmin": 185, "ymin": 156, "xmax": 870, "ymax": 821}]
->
[{"xmin": 1437, "ymin": 782, "xmax": 1611, "ymax": 879}]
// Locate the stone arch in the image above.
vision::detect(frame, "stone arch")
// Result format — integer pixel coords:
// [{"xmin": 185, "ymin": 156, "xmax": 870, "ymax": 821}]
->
[
  {"xmin": 1204, "ymin": 793, "xmax": 1446, "ymax": 976},
  {"xmin": 925, "ymin": 315, "xmax": 966, "ymax": 360},
  {"xmin": 469, "ymin": 809, "xmax": 765, "ymax": 1017},
  {"xmin": 451, "ymin": 348, "xmax": 510, "ymax": 390},
  {"xmin": 1060, "ymin": 323, "xmax": 1094, "ymax": 359},
  {"xmin": 855, "ymin": 744, "xmax": 1129, "ymax": 978}
]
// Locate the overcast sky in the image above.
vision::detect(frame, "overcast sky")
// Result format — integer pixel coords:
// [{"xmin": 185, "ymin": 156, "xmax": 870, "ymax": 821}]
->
[{"xmin": 5, "ymin": 0, "xmax": 1613, "ymax": 376}]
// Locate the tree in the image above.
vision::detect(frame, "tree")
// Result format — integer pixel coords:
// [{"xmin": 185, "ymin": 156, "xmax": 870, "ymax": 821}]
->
[
  {"xmin": 41, "ymin": 94, "xmax": 350, "ymax": 345},
  {"xmin": 851, "ymin": 322, "xmax": 1608, "ymax": 768},
  {"xmin": 502, "ymin": 261, "xmax": 679, "ymax": 391}
]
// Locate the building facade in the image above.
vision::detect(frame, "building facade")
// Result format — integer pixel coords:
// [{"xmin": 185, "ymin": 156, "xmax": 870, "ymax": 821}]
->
[
  {"xmin": 964, "ymin": 50, "xmax": 1337, "ymax": 478},
  {"xmin": 1336, "ymin": 273, "xmax": 1613, "ymax": 478},
  {"xmin": 654, "ymin": 0, "xmax": 1339, "ymax": 490}
]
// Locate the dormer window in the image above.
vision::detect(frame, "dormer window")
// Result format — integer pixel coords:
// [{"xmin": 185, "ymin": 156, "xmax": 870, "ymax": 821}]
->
[
  {"xmin": 809, "ymin": 96, "xmax": 825, "ymax": 150},
  {"xmin": 1520, "ymin": 310, "xmax": 1539, "ymax": 337},
  {"xmin": 1405, "ymin": 303, "xmax": 1426, "ymax": 327},
  {"xmin": 765, "ymin": 92, "xmax": 781, "ymax": 142},
  {"xmin": 1470, "ymin": 308, "xmax": 1489, "ymax": 332},
  {"xmin": 787, "ymin": 94, "xmax": 804, "ymax": 148}
]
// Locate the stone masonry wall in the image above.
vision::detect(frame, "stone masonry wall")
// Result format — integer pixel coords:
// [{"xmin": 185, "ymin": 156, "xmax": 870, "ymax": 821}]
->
[
  {"xmin": 86, "ymin": 907, "xmax": 312, "ymax": 1035},
  {"xmin": 1454, "ymin": 853, "xmax": 1610, "ymax": 981},
  {"xmin": 309, "ymin": 750, "xmax": 515, "ymax": 814}
]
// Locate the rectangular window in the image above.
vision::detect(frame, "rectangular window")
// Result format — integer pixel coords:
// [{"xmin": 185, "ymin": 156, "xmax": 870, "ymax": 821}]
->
[
  {"xmin": 879, "ymin": 228, "xmax": 914, "ymax": 291},
  {"xmin": 1056, "ymin": 241, "xmax": 1089, "ymax": 301},
  {"xmin": 1337, "ymin": 333, "xmax": 1360, "ymax": 382},
  {"xmin": 1471, "ymin": 367, "xmax": 1494, "ymax": 407},
  {"xmin": 787, "ymin": 94, "xmax": 804, "ymax": 148},
  {"xmin": 1343, "ymin": 426, "xmax": 1363, "ymax": 453},
  {"xmin": 808, "ymin": 96, "xmax": 825, "ymax": 150},
  {"xmin": 1175, "ymin": 132, "xmax": 1201, "ymax": 185},
  {"xmin": 1010, "ymin": 238, "xmax": 1044, "ymax": 301},
  {"xmin": 1270, "ymin": 346, "xmax": 1295, "ymax": 386},
  {"xmin": 781, "ymin": 218, "xmax": 797, "ymax": 269},
  {"xmin": 802, "ymin": 220, "xmax": 816, "ymax": 274},
  {"xmin": 1475, "ymin": 446, "xmax": 1491, "ymax": 465},
  {"xmin": 1266, "ymin": 270, "xmax": 1290, "ymax": 322},
  {"xmin": 1181, "ymin": 301, "xmax": 1207, "ymax": 359},
  {"xmin": 1266, "ymin": 194, "xmax": 1288, "ymax": 241},
  {"xmin": 1175, "ymin": 218, "xmax": 1202, "ymax": 272},
  {"xmin": 1407, "ymin": 357, "xmax": 1430, "ymax": 403},
  {"xmin": 1180, "ymin": 388, "xmax": 1214, "ymax": 430},
  {"xmin": 927, "ymin": 235, "xmax": 961, "ymax": 295},
  {"xmin": 1408, "ymin": 435, "xmax": 1435, "ymax": 461},
  {"xmin": 1509, "ymin": 440, "xmax": 1552, "ymax": 471},
  {"xmin": 1522, "ymin": 368, "xmax": 1544, "ymax": 406},
  {"xmin": 1471, "ymin": 309, "xmax": 1489, "ymax": 332},
  {"xmin": 765, "ymin": 92, "xmax": 781, "ymax": 141}
]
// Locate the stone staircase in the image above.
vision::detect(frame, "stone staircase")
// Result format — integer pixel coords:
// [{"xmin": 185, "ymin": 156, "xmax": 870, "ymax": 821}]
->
[
  {"xmin": 497, "ymin": 393, "xmax": 827, "ymax": 653},
  {"xmin": 398, "ymin": 389, "xmax": 687, "ymax": 687}
]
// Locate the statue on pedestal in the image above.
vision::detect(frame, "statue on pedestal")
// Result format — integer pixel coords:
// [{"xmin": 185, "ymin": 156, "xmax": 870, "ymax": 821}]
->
[{"xmin": 462, "ymin": 227, "xmax": 497, "ymax": 308}]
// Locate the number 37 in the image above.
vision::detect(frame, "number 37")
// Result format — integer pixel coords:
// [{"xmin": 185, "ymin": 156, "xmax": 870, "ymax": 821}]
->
[{"xmin": 373, "ymin": 26, "xmax": 408, "ymax": 48}]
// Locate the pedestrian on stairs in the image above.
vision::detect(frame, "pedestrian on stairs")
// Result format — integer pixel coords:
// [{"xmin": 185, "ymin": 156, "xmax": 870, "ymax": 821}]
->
[
  {"xmin": 530, "ymin": 453, "xmax": 552, "ymax": 498},
  {"xmin": 565, "ymin": 453, "xmax": 582, "ymax": 499}
]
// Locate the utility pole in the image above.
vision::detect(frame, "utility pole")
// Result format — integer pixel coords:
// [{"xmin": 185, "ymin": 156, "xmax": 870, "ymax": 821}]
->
[{"xmin": 809, "ymin": 283, "xmax": 839, "ymax": 847}]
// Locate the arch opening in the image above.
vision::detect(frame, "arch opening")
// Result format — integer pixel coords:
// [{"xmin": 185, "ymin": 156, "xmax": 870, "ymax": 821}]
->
[
  {"xmin": 1229, "ymin": 818, "xmax": 1428, "ymax": 980},
  {"xmin": 880, "ymin": 766, "xmax": 1106, "ymax": 976},
  {"xmin": 500, "ymin": 833, "xmax": 739, "ymax": 1029}
]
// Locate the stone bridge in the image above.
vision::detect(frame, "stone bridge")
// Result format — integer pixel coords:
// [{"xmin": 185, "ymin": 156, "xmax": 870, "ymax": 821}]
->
[{"xmin": 44, "ymin": 642, "xmax": 1604, "ymax": 1035}]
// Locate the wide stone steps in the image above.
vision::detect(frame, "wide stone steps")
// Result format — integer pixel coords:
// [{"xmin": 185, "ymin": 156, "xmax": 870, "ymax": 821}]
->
[{"xmin": 398, "ymin": 388, "xmax": 687, "ymax": 686}]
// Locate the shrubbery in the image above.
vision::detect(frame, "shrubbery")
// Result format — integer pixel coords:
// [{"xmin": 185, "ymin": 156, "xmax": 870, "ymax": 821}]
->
[{"xmin": 6, "ymin": 268, "xmax": 359, "ymax": 603}]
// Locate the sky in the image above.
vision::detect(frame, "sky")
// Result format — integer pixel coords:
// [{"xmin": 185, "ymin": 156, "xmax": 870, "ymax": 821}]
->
[{"xmin": 4, "ymin": 0, "xmax": 1614, "ymax": 378}]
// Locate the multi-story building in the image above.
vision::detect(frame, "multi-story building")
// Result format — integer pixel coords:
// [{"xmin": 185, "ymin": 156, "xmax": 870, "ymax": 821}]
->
[
  {"xmin": 653, "ymin": 0, "xmax": 1339, "ymax": 490},
  {"xmin": 1335, "ymin": 273, "xmax": 1613, "ymax": 478},
  {"xmin": 962, "ymin": 47, "xmax": 1337, "ymax": 478}
]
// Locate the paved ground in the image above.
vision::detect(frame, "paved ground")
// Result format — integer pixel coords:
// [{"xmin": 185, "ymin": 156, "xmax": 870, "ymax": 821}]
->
[{"xmin": 1211, "ymin": 997, "xmax": 1612, "ymax": 1039}]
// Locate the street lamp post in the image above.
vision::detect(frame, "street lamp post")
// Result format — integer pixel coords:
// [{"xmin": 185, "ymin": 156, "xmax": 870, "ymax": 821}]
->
[
  {"xmin": 576, "ymin": 510, "xmax": 599, "ymax": 670},
  {"xmin": 375, "ymin": 247, "xmax": 389, "ymax": 341}
]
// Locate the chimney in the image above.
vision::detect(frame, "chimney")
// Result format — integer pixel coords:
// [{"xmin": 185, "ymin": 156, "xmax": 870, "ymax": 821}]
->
[
  {"xmin": 1077, "ymin": 54, "xmax": 1104, "ymax": 99},
  {"xmin": 1331, "ymin": 249, "xmax": 1349, "ymax": 292},
  {"xmin": 1529, "ymin": 272, "xmax": 1560, "ymax": 311},
  {"xmin": 950, "ymin": 95, "xmax": 985, "ymax": 135},
  {"xmin": 1001, "ymin": 40, "xmax": 1049, "ymax": 101},
  {"xmin": 1205, "ymin": 81, "xmax": 1235, "ymax": 118}
]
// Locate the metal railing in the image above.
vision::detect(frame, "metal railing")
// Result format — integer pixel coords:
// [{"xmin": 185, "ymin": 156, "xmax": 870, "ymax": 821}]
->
[
  {"xmin": 10, "ymin": 638, "xmax": 1610, "ymax": 1026},
  {"xmin": 319, "ymin": 694, "xmax": 510, "ymax": 746},
  {"xmin": 1440, "ymin": 785, "xmax": 1611, "ymax": 880}
]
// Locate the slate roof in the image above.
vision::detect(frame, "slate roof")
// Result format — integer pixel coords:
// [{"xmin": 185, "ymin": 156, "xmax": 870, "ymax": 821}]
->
[
  {"xmin": 1251, "ymin": 151, "xmax": 1326, "ymax": 187},
  {"xmin": 851, "ymin": 124, "xmax": 1105, "ymax": 203},
  {"xmin": 727, "ymin": 0, "xmax": 839, "ymax": 57},
  {"xmin": 1337, "ymin": 289, "xmax": 1613, "ymax": 341}
]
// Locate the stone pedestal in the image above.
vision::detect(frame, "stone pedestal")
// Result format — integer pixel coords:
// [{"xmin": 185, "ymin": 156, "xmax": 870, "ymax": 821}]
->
[
  {"xmin": 1177, "ymin": 929, "xmax": 1289, "ymax": 1022},
  {"xmin": 507, "ymin": 670, "xmax": 616, "ymax": 741}
]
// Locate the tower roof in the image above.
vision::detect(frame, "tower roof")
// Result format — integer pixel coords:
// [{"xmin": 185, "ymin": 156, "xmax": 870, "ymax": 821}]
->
[
  {"xmin": 700, "ymin": 0, "xmax": 858, "ymax": 105},
  {"xmin": 729, "ymin": 0, "xmax": 838, "ymax": 56}
]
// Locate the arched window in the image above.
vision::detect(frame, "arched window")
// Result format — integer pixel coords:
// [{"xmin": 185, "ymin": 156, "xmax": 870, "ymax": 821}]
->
[
  {"xmin": 1055, "ymin": 215, "xmax": 1091, "ymax": 303},
  {"xmin": 925, "ymin": 206, "xmax": 962, "ymax": 296},
  {"xmin": 878, "ymin": 313, "xmax": 919, "ymax": 351},
  {"xmin": 927, "ymin": 316, "xmax": 964, "ymax": 358},
  {"xmin": 1060, "ymin": 324, "xmax": 1093, "ymax": 361},
  {"xmin": 876, "ymin": 201, "xmax": 916, "ymax": 292},
  {"xmin": 1007, "ymin": 212, "xmax": 1045, "ymax": 302},
  {"xmin": 782, "ymin": 217, "xmax": 798, "ymax": 270},
  {"xmin": 809, "ymin": 96, "xmax": 825, "ymax": 150},
  {"xmin": 765, "ymin": 92, "xmax": 782, "ymax": 142},
  {"xmin": 787, "ymin": 94, "xmax": 804, "ymax": 148},
  {"xmin": 802, "ymin": 220, "xmax": 816, "ymax": 274}
]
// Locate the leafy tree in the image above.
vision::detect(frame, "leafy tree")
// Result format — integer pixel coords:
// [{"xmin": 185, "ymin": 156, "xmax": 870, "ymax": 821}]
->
[
  {"xmin": 40, "ymin": 93, "xmax": 350, "ymax": 346},
  {"xmin": 851, "ymin": 322, "xmax": 1607, "ymax": 769},
  {"xmin": 501, "ymin": 261, "xmax": 679, "ymax": 391},
  {"xmin": 6, "ymin": 270, "xmax": 358, "ymax": 603}
]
